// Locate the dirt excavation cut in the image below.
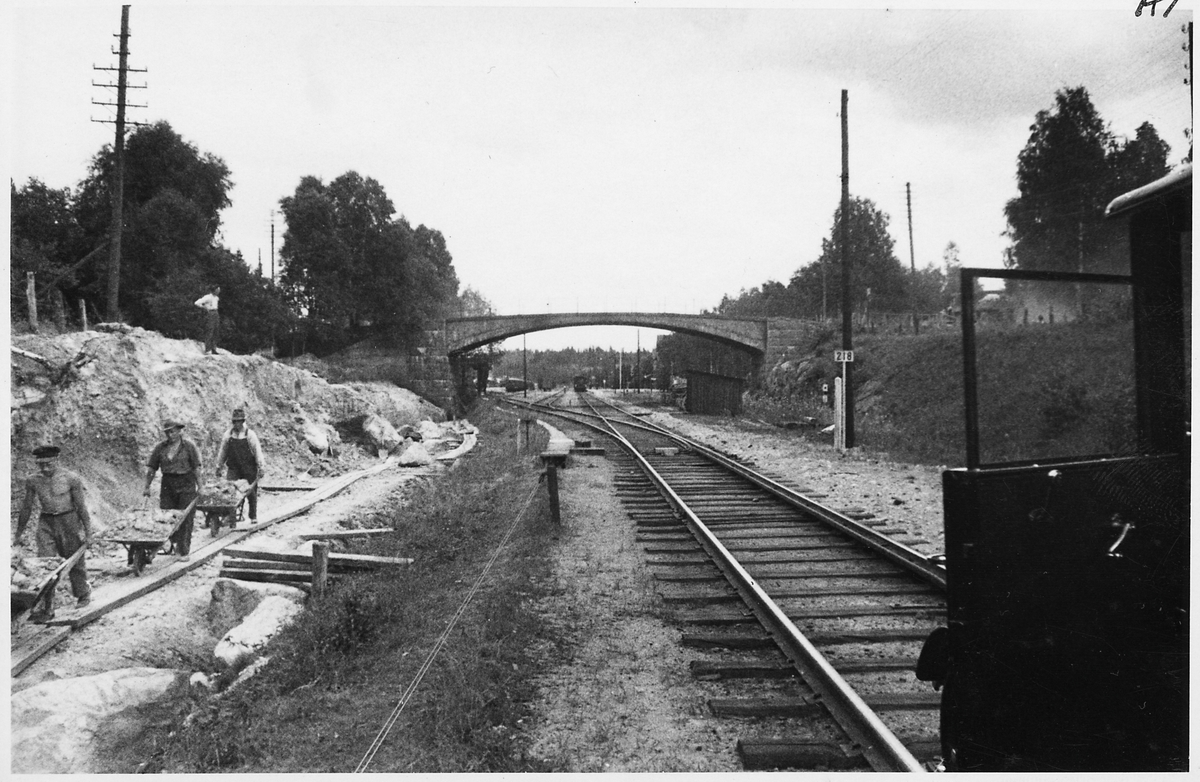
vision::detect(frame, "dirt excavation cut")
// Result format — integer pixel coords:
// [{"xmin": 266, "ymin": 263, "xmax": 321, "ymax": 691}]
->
[{"xmin": 9, "ymin": 326, "xmax": 476, "ymax": 774}]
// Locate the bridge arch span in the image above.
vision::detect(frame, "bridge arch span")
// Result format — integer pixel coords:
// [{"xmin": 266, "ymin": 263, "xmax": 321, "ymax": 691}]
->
[{"xmin": 444, "ymin": 312, "xmax": 768, "ymax": 356}]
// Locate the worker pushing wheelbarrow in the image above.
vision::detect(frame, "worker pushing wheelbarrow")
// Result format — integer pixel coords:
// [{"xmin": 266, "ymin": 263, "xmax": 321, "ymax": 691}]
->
[
  {"xmin": 11, "ymin": 547, "xmax": 88, "ymax": 628},
  {"xmin": 196, "ymin": 478, "xmax": 258, "ymax": 537},
  {"xmin": 213, "ymin": 406, "xmax": 266, "ymax": 523},
  {"xmin": 100, "ymin": 497, "xmax": 200, "ymax": 576}
]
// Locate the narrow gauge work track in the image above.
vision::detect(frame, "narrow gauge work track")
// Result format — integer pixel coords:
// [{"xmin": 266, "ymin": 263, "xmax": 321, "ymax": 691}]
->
[{"xmin": 514, "ymin": 391, "xmax": 947, "ymax": 772}]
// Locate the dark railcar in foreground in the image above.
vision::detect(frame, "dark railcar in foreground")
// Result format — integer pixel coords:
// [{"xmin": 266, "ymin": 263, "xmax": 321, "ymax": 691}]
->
[{"xmin": 921, "ymin": 165, "xmax": 1190, "ymax": 771}]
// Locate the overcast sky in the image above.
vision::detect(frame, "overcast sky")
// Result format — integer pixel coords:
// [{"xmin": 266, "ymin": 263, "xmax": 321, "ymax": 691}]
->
[{"xmin": 5, "ymin": 2, "xmax": 1193, "ymax": 351}]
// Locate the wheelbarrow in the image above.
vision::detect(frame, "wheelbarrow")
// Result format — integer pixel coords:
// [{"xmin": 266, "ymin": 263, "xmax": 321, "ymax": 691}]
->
[
  {"xmin": 100, "ymin": 496, "xmax": 199, "ymax": 576},
  {"xmin": 197, "ymin": 479, "xmax": 258, "ymax": 538},
  {"xmin": 10, "ymin": 543, "xmax": 88, "ymax": 627}
]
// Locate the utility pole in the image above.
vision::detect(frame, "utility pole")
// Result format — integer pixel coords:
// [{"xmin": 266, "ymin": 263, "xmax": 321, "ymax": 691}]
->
[
  {"xmin": 906, "ymin": 183, "xmax": 915, "ymax": 273},
  {"xmin": 636, "ymin": 330, "xmax": 641, "ymax": 392},
  {"xmin": 522, "ymin": 333, "xmax": 528, "ymax": 398},
  {"xmin": 92, "ymin": 5, "xmax": 147, "ymax": 322},
  {"xmin": 270, "ymin": 214, "xmax": 276, "ymax": 283},
  {"xmin": 840, "ymin": 89, "xmax": 855, "ymax": 448},
  {"xmin": 907, "ymin": 182, "xmax": 918, "ymax": 334}
]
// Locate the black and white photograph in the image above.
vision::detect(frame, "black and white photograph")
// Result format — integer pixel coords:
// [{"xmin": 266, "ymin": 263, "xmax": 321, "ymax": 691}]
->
[{"xmin": 7, "ymin": 0, "xmax": 1190, "ymax": 774}]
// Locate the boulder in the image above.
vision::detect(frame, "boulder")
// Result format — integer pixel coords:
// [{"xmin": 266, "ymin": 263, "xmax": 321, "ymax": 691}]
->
[
  {"xmin": 11, "ymin": 667, "xmax": 189, "ymax": 774},
  {"xmin": 214, "ymin": 595, "xmax": 305, "ymax": 669},
  {"xmin": 363, "ymin": 413, "xmax": 403, "ymax": 454},
  {"xmin": 396, "ymin": 440, "xmax": 434, "ymax": 467},
  {"xmin": 207, "ymin": 577, "xmax": 306, "ymax": 637},
  {"xmin": 416, "ymin": 420, "xmax": 443, "ymax": 442}
]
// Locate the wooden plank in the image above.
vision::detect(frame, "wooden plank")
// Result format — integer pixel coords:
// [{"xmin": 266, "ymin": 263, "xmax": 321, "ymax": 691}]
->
[
  {"xmin": 257, "ymin": 484, "xmax": 320, "ymax": 492},
  {"xmin": 737, "ymin": 740, "xmax": 869, "ymax": 771},
  {"xmin": 709, "ymin": 696, "xmax": 823, "ymax": 717},
  {"xmin": 296, "ymin": 528, "xmax": 397, "ymax": 541},
  {"xmin": 219, "ymin": 568, "xmax": 312, "ymax": 583},
  {"xmin": 690, "ymin": 660, "xmax": 797, "ymax": 680},
  {"xmin": 221, "ymin": 558, "xmax": 311, "ymax": 572},
  {"xmin": 224, "ymin": 547, "xmax": 412, "ymax": 568},
  {"xmin": 11, "ymin": 626, "xmax": 72, "ymax": 676},
  {"xmin": 218, "ymin": 570, "xmax": 313, "ymax": 591}
]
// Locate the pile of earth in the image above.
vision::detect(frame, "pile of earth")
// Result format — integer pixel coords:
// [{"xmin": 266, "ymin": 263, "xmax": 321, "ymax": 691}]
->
[{"xmin": 10, "ymin": 325, "xmax": 446, "ymax": 536}]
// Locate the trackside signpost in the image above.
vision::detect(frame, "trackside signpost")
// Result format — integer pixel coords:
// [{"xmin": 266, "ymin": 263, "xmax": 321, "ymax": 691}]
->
[{"xmin": 834, "ymin": 351, "xmax": 854, "ymax": 451}]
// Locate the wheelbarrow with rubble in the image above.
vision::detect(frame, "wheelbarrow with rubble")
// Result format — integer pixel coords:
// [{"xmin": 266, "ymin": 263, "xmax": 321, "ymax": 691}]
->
[
  {"xmin": 196, "ymin": 478, "xmax": 258, "ymax": 538},
  {"xmin": 100, "ymin": 496, "xmax": 200, "ymax": 576},
  {"xmin": 11, "ymin": 544, "xmax": 88, "ymax": 628}
]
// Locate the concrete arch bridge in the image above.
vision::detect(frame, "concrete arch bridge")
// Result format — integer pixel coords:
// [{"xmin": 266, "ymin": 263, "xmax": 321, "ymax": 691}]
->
[{"xmin": 412, "ymin": 312, "xmax": 820, "ymax": 411}]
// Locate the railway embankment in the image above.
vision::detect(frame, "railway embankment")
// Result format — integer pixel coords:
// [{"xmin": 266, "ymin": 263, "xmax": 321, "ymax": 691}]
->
[{"xmin": 751, "ymin": 320, "xmax": 1136, "ymax": 465}]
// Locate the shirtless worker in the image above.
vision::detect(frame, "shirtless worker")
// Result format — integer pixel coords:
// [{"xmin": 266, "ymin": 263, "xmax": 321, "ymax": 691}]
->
[{"xmin": 13, "ymin": 445, "xmax": 94, "ymax": 619}]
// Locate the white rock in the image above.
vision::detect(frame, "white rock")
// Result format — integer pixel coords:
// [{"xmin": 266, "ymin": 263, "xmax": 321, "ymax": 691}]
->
[
  {"xmin": 417, "ymin": 420, "xmax": 443, "ymax": 441},
  {"xmin": 207, "ymin": 578, "xmax": 306, "ymax": 637},
  {"xmin": 11, "ymin": 667, "xmax": 189, "ymax": 774},
  {"xmin": 397, "ymin": 440, "xmax": 434, "ymax": 466},
  {"xmin": 214, "ymin": 595, "xmax": 305, "ymax": 669},
  {"xmin": 363, "ymin": 412, "xmax": 403, "ymax": 453}
]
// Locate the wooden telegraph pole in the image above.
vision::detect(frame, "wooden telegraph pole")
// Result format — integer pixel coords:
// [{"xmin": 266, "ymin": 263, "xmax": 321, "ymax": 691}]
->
[
  {"xmin": 840, "ymin": 89, "xmax": 855, "ymax": 448},
  {"xmin": 92, "ymin": 5, "xmax": 146, "ymax": 322},
  {"xmin": 908, "ymin": 182, "xmax": 918, "ymax": 334}
]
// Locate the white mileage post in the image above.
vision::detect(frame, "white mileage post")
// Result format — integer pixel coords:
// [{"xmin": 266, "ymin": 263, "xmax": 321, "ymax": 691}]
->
[{"xmin": 833, "ymin": 350, "xmax": 854, "ymax": 451}]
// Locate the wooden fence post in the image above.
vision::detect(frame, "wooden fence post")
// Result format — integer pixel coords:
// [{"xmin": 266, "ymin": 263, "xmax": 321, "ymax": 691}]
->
[
  {"xmin": 52, "ymin": 288, "xmax": 66, "ymax": 330},
  {"xmin": 26, "ymin": 272, "xmax": 38, "ymax": 333},
  {"xmin": 312, "ymin": 541, "xmax": 329, "ymax": 598},
  {"xmin": 545, "ymin": 460, "xmax": 561, "ymax": 526},
  {"xmin": 80, "ymin": 299, "xmax": 89, "ymax": 331}
]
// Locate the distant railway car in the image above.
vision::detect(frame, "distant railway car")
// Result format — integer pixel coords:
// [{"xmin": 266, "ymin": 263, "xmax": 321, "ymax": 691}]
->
[
  {"xmin": 573, "ymin": 375, "xmax": 588, "ymax": 393},
  {"xmin": 920, "ymin": 165, "xmax": 1190, "ymax": 771},
  {"xmin": 503, "ymin": 378, "xmax": 530, "ymax": 393}
]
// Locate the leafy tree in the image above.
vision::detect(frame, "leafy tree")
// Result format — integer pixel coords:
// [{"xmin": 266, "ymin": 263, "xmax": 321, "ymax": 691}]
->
[
  {"xmin": 10, "ymin": 178, "xmax": 87, "ymax": 318},
  {"xmin": 72, "ymin": 121, "xmax": 235, "ymax": 324},
  {"xmin": 1003, "ymin": 87, "xmax": 1170, "ymax": 275},
  {"xmin": 278, "ymin": 171, "xmax": 460, "ymax": 350},
  {"xmin": 714, "ymin": 280, "xmax": 801, "ymax": 318},
  {"xmin": 457, "ymin": 286, "xmax": 496, "ymax": 317},
  {"xmin": 789, "ymin": 196, "xmax": 909, "ymax": 318}
]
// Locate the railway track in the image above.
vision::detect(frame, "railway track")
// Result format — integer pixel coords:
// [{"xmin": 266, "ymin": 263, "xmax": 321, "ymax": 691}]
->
[{"xmin": 507, "ymin": 390, "xmax": 947, "ymax": 772}]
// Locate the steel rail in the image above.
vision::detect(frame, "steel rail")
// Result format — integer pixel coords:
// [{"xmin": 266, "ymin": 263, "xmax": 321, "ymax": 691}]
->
[
  {"xmin": 506, "ymin": 393, "xmax": 927, "ymax": 772},
  {"xmin": 526, "ymin": 394, "xmax": 945, "ymax": 589}
]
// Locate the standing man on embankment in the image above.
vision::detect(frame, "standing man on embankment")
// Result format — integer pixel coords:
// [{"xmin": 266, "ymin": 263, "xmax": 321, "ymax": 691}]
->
[
  {"xmin": 13, "ymin": 445, "xmax": 93, "ymax": 618},
  {"xmin": 194, "ymin": 285, "xmax": 220, "ymax": 354},
  {"xmin": 214, "ymin": 407, "xmax": 265, "ymax": 523},
  {"xmin": 144, "ymin": 420, "xmax": 202, "ymax": 559}
]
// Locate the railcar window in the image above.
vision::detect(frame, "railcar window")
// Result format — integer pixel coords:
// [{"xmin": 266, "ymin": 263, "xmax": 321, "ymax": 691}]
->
[{"xmin": 970, "ymin": 278, "xmax": 1136, "ymax": 466}]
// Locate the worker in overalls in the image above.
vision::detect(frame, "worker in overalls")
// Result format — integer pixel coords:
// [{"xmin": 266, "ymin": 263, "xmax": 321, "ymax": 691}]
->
[{"xmin": 214, "ymin": 408, "xmax": 265, "ymax": 523}]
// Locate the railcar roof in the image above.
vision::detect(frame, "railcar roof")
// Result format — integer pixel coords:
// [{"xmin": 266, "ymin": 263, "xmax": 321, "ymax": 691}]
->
[{"xmin": 1104, "ymin": 163, "xmax": 1192, "ymax": 219}]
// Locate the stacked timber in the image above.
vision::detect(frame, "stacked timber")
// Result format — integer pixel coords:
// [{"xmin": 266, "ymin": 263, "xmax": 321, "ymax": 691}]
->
[{"xmin": 218, "ymin": 547, "xmax": 413, "ymax": 591}]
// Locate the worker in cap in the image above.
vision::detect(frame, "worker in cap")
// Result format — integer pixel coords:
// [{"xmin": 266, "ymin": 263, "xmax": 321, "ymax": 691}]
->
[
  {"xmin": 143, "ymin": 419, "xmax": 203, "ymax": 559},
  {"xmin": 14, "ymin": 444, "xmax": 94, "ymax": 619},
  {"xmin": 214, "ymin": 407, "xmax": 265, "ymax": 523}
]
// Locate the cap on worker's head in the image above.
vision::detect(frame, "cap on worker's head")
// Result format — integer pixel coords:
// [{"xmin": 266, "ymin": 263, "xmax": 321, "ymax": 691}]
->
[
  {"xmin": 32, "ymin": 445, "xmax": 60, "ymax": 459},
  {"xmin": 162, "ymin": 419, "xmax": 185, "ymax": 432},
  {"xmin": 232, "ymin": 408, "xmax": 246, "ymax": 421}
]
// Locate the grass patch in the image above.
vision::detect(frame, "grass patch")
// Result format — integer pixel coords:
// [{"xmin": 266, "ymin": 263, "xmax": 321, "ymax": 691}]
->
[
  {"xmin": 748, "ymin": 322, "xmax": 1138, "ymax": 467},
  {"xmin": 150, "ymin": 402, "xmax": 568, "ymax": 773}
]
